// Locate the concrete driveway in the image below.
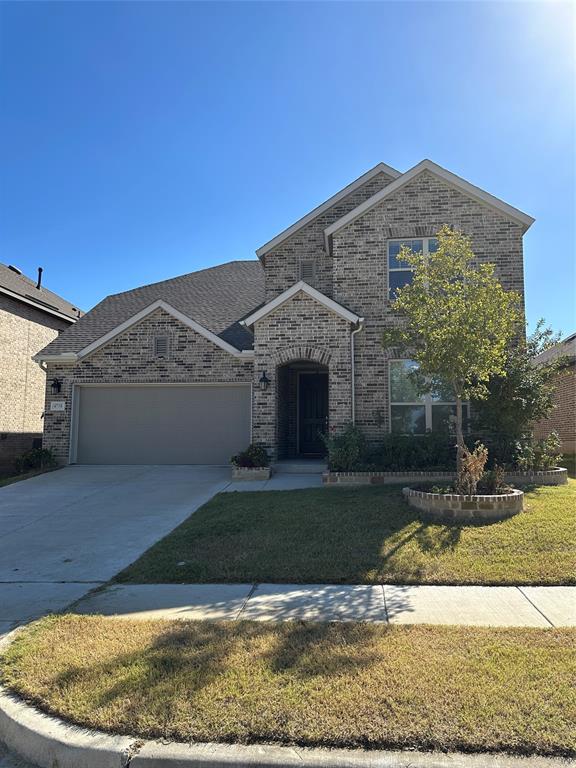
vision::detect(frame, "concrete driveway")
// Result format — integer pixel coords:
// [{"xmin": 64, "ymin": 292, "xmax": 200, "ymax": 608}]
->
[{"xmin": 0, "ymin": 465, "xmax": 231, "ymax": 632}]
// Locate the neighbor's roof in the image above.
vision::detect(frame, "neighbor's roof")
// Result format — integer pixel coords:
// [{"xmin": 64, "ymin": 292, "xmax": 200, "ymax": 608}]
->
[
  {"xmin": 38, "ymin": 260, "xmax": 265, "ymax": 358},
  {"xmin": 534, "ymin": 333, "xmax": 576, "ymax": 366},
  {"xmin": 0, "ymin": 263, "xmax": 81, "ymax": 322}
]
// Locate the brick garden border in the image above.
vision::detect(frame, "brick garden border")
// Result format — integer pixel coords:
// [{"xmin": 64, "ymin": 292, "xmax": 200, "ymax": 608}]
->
[
  {"xmin": 322, "ymin": 467, "xmax": 568, "ymax": 487},
  {"xmin": 402, "ymin": 486, "xmax": 524, "ymax": 523},
  {"xmin": 231, "ymin": 466, "xmax": 272, "ymax": 481}
]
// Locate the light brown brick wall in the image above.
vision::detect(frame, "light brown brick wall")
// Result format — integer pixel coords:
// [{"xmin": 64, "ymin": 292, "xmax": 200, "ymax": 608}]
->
[
  {"xmin": 0, "ymin": 294, "xmax": 71, "ymax": 468},
  {"xmin": 251, "ymin": 292, "xmax": 351, "ymax": 459},
  {"xmin": 533, "ymin": 363, "xmax": 576, "ymax": 454},
  {"xmin": 263, "ymin": 171, "xmax": 396, "ymax": 300},
  {"xmin": 43, "ymin": 308, "xmax": 253, "ymax": 464},
  {"xmin": 331, "ymin": 170, "xmax": 526, "ymax": 442}
]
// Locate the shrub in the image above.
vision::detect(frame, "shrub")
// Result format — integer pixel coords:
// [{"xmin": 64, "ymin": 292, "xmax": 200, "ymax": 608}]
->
[
  {"xmin": 366, "ymin": 432, "xmax": 455, "ymax": 472},
  {"xmin": 515, "ymin": 432, "xmax": 562, "ymax": 472},
  {"xmin": 477, "ymin": 463, "xmax": 511, "ymax": 494},
  {"xmin": 14, "ymin": 447, "xmax": 57, "ymax": 474},
  {"xmin": 323, "ymin": 425, "xmax": 367, "ymax": 472},
  {"xmin": 455, "ymin": 442, "xmax": 488, "ymax": 495},
  {"xmin": 231, "ymin": 444, "xmax": 269, "ymax": 468}
]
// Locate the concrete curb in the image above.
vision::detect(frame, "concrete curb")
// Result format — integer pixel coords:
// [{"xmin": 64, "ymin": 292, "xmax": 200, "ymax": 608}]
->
[{"xmin": 0, "ymin": 632, "xmax": 571, "ymax": 768}]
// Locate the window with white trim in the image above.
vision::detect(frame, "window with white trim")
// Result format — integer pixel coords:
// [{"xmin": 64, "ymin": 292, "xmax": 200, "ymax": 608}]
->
[
  {"xmin": 389, "ymin": 359, "xmax": 469, "ymax": 434},
  {"xmin": 387, "ymin": 237, "xmax": 438, "ymax": 298}
]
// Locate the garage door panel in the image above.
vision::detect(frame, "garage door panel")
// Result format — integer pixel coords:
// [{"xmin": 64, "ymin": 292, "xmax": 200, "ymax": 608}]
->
[{"xmin": 76, "ymin": 385, "xmax": 251, "ymax": 464}]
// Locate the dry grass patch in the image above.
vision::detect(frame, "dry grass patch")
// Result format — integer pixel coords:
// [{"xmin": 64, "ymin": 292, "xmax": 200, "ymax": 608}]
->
[
  {"xmin": 2, "ymin": 615, "xmax": 575, "ymax": 756},
  {"xmin": 115, "ymin": 480, "xmax": 576, "ymax": 585}
]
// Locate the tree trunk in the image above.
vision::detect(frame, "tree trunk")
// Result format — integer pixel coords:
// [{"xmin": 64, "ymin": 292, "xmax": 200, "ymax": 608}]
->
[{"xmin": 455, "ymin": 395, "xmax": 464, "ymax": 475}]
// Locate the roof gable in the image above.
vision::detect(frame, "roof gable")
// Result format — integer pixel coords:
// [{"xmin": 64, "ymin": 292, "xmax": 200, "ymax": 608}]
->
[
  {"xmin": 36, "ymin": 300, "xmax": 255, "ymax": 361},
  {"xmin": 255, "ymin": 162, "xmax": 401, "ymax": 258},
  {"xmin": 324, "ymin": 160, "xmax": 535, "ymax": 252},
  {"xmin": 240, "ymin": 281, "xmax": 362, "ymax": 327}
]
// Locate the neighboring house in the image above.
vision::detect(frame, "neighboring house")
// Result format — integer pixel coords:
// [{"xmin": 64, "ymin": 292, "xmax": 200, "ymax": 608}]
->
[
  {"xmin": 533, "ymin": 333, "xmax": 576, "ymax": 456},
  {"xmin": 36, "ymin": 159, "xmax": 534, "ymax": 466},
  {"xmin": 0, "ymin": 264, "xmax": 81, "ymax": 471}
]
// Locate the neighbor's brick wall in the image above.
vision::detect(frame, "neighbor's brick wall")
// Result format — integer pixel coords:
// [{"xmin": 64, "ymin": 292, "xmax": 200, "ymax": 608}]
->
[
  {"xmin": 331, "ymin": 169, "xmax": 526, "ymax": 443},
  {"xmin": 533, "ymin": 362, "xmax": 576, "ymax": 454},
  {"xmin": 43, "ymin": 308, "xmax": 253, "ymax": 464},
  {"xmin": 263, "ymin": 171, "xmax": 396, "ymax": 300},
  {"xmin": 0, "ymin": 294, "xmax": 71, "ymax": 469},
  {"xmin": 251, "ymin": 292, "xmax": 351, "ymax": 458}
]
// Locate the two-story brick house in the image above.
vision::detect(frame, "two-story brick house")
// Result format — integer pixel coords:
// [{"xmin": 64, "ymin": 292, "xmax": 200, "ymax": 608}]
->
[{"xmin": 36, "ymin": 160, "xmax": 534, "ymax": 465}]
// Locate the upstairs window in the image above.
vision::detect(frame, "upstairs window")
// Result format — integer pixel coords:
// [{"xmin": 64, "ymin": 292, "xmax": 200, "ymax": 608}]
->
[
  {"xmin": 154, "ymin": 336, "xmax": 169, "ymax": 357},
  {"xmin": 388, "ymin": 237, "xmax": 438, "ymax": 298},
  {"xmin": 389, "ymin": 359, "xmax": 469, "ymax": 434},
  {"xmin": 300, "ymin": 260, "xmax": 316, "ymax": 284}
]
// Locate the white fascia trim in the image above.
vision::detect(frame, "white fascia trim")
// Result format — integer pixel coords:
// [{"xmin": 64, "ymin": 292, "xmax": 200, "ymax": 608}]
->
[
  {"xmin": 72, "ymin": 300, "xmax": 253, "ymax": 360},
  {"xmin": 0, "ymin": 286, "xmax": 78, "ymax": 324},
  {"xmin": 33, "ymin": 352, "xmax": 78, "ymax": 363},
  {"xmin": 255, "ymin": 162, "xmax": 401, "ymax": 258},
  {"xmin": 323, "ymin": 159, "xmax": 535, "ymax": 252},
  {"xmin": 240, "ymin": 281, "xmax": 363, "ymax": 327}
]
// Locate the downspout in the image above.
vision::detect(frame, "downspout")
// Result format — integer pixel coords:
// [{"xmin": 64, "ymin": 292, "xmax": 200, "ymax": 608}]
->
[{"xmin": 350, "ymin": 320, "xmax": 364, "ymax": 424}]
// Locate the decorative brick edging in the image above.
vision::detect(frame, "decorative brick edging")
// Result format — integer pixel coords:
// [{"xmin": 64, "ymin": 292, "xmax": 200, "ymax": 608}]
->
[
  {"xmin": 231, "ymin": 466, "xmax": 272, "ymax": 481},
  {"xmin": 403, "ymin": 487, "xmax": 524, "ymax": 523},
  {"xmin": 323, "ymin": 467, "xmax": 568, "ymax": 487}
]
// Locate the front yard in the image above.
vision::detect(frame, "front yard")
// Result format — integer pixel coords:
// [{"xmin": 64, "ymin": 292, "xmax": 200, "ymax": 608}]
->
[
  {"xmin": 3, "ymin": 615, "xmax": 574, "ymax": 756},
  {"xmin": 115, "ymin": 480, "xmax": 576, "ymax": 585}
]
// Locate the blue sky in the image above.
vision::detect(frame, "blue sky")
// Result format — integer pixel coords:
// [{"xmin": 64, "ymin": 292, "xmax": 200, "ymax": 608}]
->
[{"xmin": 1, "ymin": 1, "xmax": 574, "ymax": 334}]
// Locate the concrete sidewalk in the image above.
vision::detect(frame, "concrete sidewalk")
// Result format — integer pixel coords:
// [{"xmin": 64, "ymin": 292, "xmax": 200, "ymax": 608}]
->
[{"xmin": 73, "ymin": 582, "xmax": 576, "ymax": 627}]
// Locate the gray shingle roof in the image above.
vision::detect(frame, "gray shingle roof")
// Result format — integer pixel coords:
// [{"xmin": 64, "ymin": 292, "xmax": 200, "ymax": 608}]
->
[
  {"xmin": 39, "ymin": 260, "xmax": 264, "ymax": 356},
  {"xmin": 0, "ymin": 263, "xmax": 81, "ymax": 321}
]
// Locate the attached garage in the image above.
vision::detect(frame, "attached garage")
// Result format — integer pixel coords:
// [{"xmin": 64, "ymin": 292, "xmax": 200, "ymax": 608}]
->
[{"xmin": 72, "ymin": 384, "xmax": 251, "ymax": 465}]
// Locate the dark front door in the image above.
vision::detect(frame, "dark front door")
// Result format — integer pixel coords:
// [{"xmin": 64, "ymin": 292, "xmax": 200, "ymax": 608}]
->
[{"xmin": 298, "ymin": 372, "xmax": 328, "ymax": 456}]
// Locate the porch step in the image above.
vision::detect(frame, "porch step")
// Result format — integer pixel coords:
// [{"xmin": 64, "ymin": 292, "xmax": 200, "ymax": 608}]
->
[{"xmin": 273, "ymin": 460, "xmax": 327, "ymax": 475}]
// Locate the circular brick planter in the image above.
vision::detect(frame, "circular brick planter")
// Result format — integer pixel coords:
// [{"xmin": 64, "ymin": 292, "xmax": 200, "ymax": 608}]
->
[
  {"xmin": 231, "ymin": 466, "xmax": 271, "ymax": 481},
  {"xmin": 403, "ymin": 486, "xmax": 524, "ymax": 523}
]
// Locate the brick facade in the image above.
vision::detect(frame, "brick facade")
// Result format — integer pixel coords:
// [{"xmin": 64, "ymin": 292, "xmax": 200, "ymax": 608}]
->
[
  {"xmin": 533, "ymin": 362, "xmax": 576, "ymax": 455},
  {"xmin": 0, "ymin": 293, "xmax": 70, "ymax": 470},
  {"xmin": 43, "ymin": 308, "xmax": 253, "ymax": 463}
]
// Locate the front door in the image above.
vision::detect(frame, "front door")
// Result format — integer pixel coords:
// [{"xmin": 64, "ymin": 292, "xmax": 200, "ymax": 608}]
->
[{"xmin": 298, "ymin": 372, "xmax": 328, "ymax": 456}]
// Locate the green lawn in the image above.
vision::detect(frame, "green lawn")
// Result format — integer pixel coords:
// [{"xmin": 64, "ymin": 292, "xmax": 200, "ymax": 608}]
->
[
  {"xmin": 115, "ymin": 480, "xmax": 576, "ymax": 586},
  {"xmin": 3, "ymin": 616, "xmax": 575, "ymax": 757}
]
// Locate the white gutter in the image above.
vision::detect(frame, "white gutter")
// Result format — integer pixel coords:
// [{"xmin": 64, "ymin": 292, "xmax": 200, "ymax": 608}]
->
[
  {"xmin": 0, "ymin": 285, "xmax": 78, "ymax": 323},
  {"xmin": 350, "ymin": 320, "xmax": 364, "ymax": 424}
]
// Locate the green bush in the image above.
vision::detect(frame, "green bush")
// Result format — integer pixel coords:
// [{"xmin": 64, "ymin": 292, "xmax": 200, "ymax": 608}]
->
[
  {"xmin": 231, "ymin": 444, "xmax": 269, "ymax": 468},
  {"xmin": 515, "ymin": 432, "xmax": 563, "ymax": 472},
  {"xmin": 366, "ymin": 432, "xmax": 455, "ymax": 471},
  {"xmin": 323, "ymin": 425, "xmax": 367, "ymax": 472},
  {"xmin": 14, "ymin": 447, "xmax": 57, "ymax": 474}
]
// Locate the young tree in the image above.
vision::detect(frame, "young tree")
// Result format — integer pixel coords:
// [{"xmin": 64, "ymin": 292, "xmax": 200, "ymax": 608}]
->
[{"xmin": 382, "ymin": 225, "xmax": 522, "ymax": 473}]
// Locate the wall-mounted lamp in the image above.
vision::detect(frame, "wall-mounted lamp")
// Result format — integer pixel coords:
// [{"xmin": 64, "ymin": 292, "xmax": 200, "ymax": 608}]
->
[
  {"xmin": 50, "ymin": 378, "xmax": 62, "ymax": 394},
  {"xmin": 259, "ymin": 370, "xmax": 271, "ymax": 391}
]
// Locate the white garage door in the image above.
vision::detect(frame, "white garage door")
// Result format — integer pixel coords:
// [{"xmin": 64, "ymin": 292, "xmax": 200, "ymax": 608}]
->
[{"xmin": 74, "ymin": 385, "xmax": 251, "ymax": 464}]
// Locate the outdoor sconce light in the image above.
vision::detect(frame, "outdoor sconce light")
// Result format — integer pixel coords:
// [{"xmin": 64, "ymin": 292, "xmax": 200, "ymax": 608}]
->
[
  {"xmin": 259, "ymin": 370, "xmax": 271, "ymax": 391},
  {"xmin": 50, "ymin": 378, "xmax": 62, "ymax": 394}
]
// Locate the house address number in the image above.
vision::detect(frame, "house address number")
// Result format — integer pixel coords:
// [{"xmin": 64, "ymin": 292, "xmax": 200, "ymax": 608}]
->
[{"xmin": 50, "ymin": 401, "xmax": 66, "ymax": 412}]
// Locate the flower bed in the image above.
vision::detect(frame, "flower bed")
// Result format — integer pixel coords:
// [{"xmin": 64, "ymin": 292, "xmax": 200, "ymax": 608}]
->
[
  {"xmin": 323, "ymin": 467, "xmax": 568, "ymax": 486},
  {"xmin": 403, "ymin": 486, "xmax": 524, "ymax": 523}
]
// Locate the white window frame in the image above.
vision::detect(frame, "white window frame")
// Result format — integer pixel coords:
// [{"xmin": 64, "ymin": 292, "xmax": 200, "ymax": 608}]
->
[
  {"xmin": 388, "ymin": 359, "xmax": 467, "ymax": 434},
  {"xmin": 387, "ymin": 237, "xmax": 438, "ymax": 297}
]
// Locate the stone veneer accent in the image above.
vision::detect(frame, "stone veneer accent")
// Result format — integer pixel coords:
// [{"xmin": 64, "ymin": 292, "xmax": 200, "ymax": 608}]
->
[
  {"xmin": 0, "ymin": 294, "xmax": 71, "ymax": 470},
  {"xmin": 402, "ymin": 486, "xmax": 524, "ymax": 523},
  {"xmin": 43, "ymin": 308, "xmax": 253, "ymax": 464}
]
